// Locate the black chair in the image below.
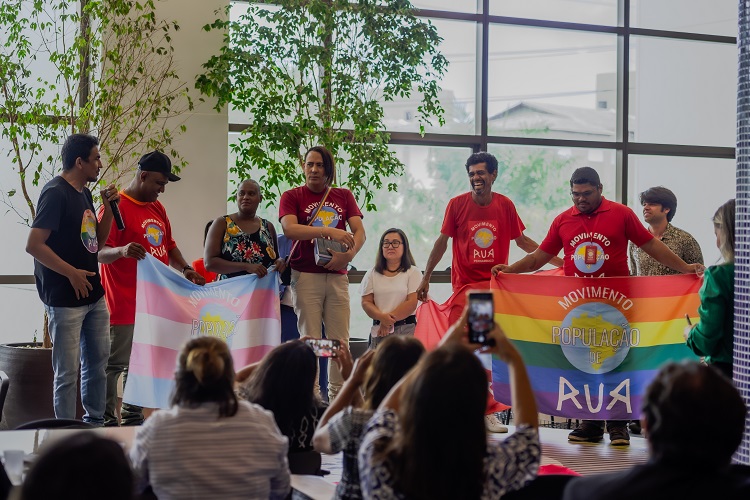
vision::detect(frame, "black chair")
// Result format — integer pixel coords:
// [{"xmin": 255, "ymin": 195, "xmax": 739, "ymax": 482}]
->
[
  {"xmin": 502, "ymin": 475, "xmax": 577, "ymax": 500},
  {"xmin": 15, "ymin": 418, "xmax": 95, "ymax": 430},
  {"xmin": 287, "ymin": 450, "xmax": 324, "ymax": 475},
  {"xmin": 0, "ymin": 460, "xmax": 12, "ymax": 500},
  {"xmin": 349, "ymin": 338, "xmax": 369, "ymax": 360},
  {"xmin": 0, "ymin": 371, "xmax": 9, "ymax": 420}
]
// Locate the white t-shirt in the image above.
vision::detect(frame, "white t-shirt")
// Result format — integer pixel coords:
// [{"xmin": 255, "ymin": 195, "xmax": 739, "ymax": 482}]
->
[{"xmin": 359, "ymin": 266, "xmax": 422, "ymax": 315}]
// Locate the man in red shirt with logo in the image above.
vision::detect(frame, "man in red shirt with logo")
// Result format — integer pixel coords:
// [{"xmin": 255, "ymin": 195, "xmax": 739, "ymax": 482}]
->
[
  {"xmin": 97, "ymin": 151, "xmax": 204, "ymax": 426},
  {"xmin": 417, "ymin": 151, "xmax": 561, "ymax": 432},
  {"xmin": 493, "ymin": 167, "xmax": 703, "ymax": 445}
]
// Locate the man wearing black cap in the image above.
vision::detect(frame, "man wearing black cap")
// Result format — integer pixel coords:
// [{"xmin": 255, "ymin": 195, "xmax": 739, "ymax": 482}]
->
[
  {"xmin": 97, "ymin": 150, "xmax": 205, "ymax": 426},
  {"xmin": 493, "ymin": 167, "xmax": 703, "ymax": 446}
]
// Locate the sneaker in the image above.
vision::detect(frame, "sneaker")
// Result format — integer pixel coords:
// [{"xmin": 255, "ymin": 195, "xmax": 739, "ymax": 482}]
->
[
  {"xmin": 485, "ymin": 413, "xmax": 509, "ymax": 433},
  {"xmin": 568, "ymin": 422, "xmax": 604, "ymax": 443},
  {"xmin": 608, "ymin": 425, "xmax": 630, "ymax": 446}
]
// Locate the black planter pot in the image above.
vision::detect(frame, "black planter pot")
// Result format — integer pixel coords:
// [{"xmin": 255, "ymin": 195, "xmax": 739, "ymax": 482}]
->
[{"xmin": 0, "ymin": 343, "xmax": 83, "ymax": 429}]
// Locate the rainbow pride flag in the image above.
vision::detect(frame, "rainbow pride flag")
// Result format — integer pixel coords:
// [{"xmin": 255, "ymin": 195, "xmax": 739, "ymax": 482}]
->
[
  {"xmin": 124, "ymin": 254, "xmax": 280, "ymax": 408},
  {"xmin": 491, "ymin": 273, "xmax": 701, "ymax": 420}
]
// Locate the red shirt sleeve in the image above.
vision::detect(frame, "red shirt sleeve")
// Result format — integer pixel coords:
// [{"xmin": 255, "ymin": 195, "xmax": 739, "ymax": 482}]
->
[
  {"xmin": 539, "ymin": 214, "xmax": 564, "ymax": 256},
  {"xmin": 505, "ymin": 198, "xmax": 525, "ymax": 241},
  {"xmin": 624, "ymin": 206, "xmax": 654, "ymax": 248},
  {"xmin": 279, "ymin": 189, "xmax": 297, "ymax": 222},
  {"xmin": 344, "ymin": 189, "xmax": 363, "ymax": 221},
  {"xmin": 440, "ymin": 198, "xmax": 457, "ymax": 238}
]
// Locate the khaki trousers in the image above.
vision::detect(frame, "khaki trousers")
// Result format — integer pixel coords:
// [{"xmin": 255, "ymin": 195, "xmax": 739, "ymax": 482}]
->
[{"xmin": 291, "ymin": 270, "xmax": 350, "ymax": 400}]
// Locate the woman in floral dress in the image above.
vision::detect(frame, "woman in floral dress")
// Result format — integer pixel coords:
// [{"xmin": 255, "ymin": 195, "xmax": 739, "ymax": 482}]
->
[{"xmin": 204, "ymin": 179, "xmax": 286, "ymax": 280}]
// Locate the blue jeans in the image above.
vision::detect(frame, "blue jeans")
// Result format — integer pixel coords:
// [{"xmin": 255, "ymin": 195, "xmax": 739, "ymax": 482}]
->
[{"xmin": 45, "ymin": 297, "xmax": 110, "ymax": 425}]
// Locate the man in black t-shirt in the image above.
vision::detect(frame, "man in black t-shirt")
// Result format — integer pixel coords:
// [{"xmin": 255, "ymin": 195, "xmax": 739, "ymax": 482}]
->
[{"xmin": 26, "ymin": 134, "xmax": 120, "ymax": 425}]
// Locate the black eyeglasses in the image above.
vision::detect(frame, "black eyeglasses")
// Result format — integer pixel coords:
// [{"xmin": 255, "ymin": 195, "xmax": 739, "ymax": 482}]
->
[
  {"xmin": 382, "ymin": 240, "xmax": 402, "ymax": 248},
  {"xmin": 571, "ymin": 190, "xmax": 596, "ymax": 199}
]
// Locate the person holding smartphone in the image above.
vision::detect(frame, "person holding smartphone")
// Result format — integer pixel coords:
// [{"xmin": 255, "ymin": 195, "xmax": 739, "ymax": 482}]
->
[
  {"xmin": 358, "ymin": 304, "xmax": 540, "ymax": 500},
  {"xmin": 360, "ymin": 228, "xmax": 422, "ymax": 348},
  {"xmin": 236, "ymin": 339, "xmax": 352, "ymax": 464},
  {"xmin": 313, "ymin": 336, "xmax": 425, "ymax": 500}
]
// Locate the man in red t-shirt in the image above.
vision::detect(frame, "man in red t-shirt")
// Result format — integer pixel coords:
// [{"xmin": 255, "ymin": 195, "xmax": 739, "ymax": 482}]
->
[
  {"xmin": 97, "ymin": 151, "xmax": 205, "ymax": 426},
  {"xmin": 493, "ymin": 167, "xmax": 703, "ymax": 446},
  {"xmin": 417, "ymin": 151, "xmax": 561, "ymax": 433}
]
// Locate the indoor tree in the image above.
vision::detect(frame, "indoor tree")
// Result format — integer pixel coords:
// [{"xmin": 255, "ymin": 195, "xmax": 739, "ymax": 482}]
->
[
  {"xmin": 196, "ymin": 0, "xmax": 447, "ymax": 210},
  {"xmin": 0, "ymin": 0, "xmax": 193, "ymax": 345}
]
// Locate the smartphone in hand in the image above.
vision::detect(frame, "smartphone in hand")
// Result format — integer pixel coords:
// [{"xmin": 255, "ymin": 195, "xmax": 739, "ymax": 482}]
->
[
  {"xmin": 305, "ymin": 338, "xmax": 340, "ymax": 357},
  {"xmin": 468, "ymin": 291, "xmax": 494, "ymax": 345}
]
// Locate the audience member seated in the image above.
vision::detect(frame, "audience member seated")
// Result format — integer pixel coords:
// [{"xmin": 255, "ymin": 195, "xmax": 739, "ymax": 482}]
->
[
  {"xmin": 313, "ymin": 336, "xmax": 425, "ymax": 499},
  {"xmin": 129, "ymin": 336, "xmax": 290, "ymax": 500},
  {"xmin": 20, "ymin": 433, "xmax": 133, "ymax": 500},
  {"xmin": 239, "ymin": 340, "xmax": 348, "ymax": 464},
  {"xmin": 563, "ymin": 361, "xmax": 750, "ymax": 500},
  {"xmin": 358, "ymin": 305, "xmax": 541, "ymax": 499}
]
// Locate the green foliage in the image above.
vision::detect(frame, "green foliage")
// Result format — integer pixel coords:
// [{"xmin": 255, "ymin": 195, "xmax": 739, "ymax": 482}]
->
[
  {"xmin": 0, "ymin": 0, "xmax": 193, "ymax": 225},
  {"xmin": 197, "ymin": 0, "xmax": 447, "ymax": 210}
]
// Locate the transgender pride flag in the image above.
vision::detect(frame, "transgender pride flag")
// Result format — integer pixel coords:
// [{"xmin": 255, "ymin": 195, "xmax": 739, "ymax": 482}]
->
[
  {"xmin": 124, "ymin": 254, "xmax": 280, "ymax": 408},
  {"xmin": 491, "ymin": 273, "xmax": 701, "ymax": 420}
]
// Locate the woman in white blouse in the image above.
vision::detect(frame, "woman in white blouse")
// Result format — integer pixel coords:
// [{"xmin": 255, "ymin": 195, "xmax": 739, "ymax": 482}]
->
[{"xmin": 360, "ymin": 228, "xmax": 422, "ymax": 348}]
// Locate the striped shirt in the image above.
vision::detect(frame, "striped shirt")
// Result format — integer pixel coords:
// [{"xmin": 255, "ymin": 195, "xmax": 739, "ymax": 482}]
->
[{"xmin": 129, "ymin": 401, "xmax": 290, "ymax": 500}]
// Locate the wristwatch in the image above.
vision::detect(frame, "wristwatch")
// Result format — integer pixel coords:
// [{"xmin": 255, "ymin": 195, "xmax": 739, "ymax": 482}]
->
[{"xmin": 182, "ymin": 265, "xmax": 194, "ymax": 273}]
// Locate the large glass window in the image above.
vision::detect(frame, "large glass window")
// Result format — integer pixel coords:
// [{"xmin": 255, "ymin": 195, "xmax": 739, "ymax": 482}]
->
[
  {"xmin": 631, "ymin": 0, "xmax": 737, "ymax": 37},
  {"xmin": 490, "ymin": 0, "xmax": 618, "ymax": 27},
  {"xmin": 383, "ymin": 19, "xmax": 477, "ymax": 135},
  {"xmin": 352, "ymin": 144, "xmax": 473, "ymax": 271},
  {"xmin": 627, "ymin": 155, "xmax": 736, "ymax": 265},
  {"xmin": 487, "ymin": 25, "xmax": 618, "ymax": 141},
  {"xmin": 411, "ymin": 0, "xmax": 477, "ymax": 14},
  {"xmin": 486, "ymin": 144, "xmax": 617, "ymax": 263},
  {"xmin": 3, "ymin": 1, "xmax": 738, "ymax": 345},
  {"xmin": 630, "ymin": 36, "xmax": 737, "ymax": 147}
]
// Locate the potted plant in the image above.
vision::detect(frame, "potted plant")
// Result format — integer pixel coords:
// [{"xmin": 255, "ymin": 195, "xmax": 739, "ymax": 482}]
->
[{"xmin": 0, "ymin": 0, "xmax": 193, "ymax": 428}]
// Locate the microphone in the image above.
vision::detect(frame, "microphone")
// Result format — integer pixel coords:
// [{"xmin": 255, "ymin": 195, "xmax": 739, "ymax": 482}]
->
[{"xmin": 110, "ymin": 199, "xmax": 125, "ymax": 231}]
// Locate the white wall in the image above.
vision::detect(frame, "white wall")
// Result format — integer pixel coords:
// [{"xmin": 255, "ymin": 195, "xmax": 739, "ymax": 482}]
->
[{"xmin": 154, "ymin": 0, "xmax": 228, "ymax": 264}]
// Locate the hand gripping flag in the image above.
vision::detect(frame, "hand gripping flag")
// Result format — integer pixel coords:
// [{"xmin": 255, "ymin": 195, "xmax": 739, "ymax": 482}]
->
[
  {"xmin": 490, "ymin": 273, "xmax": 701, "ymax": 420},
  {"xmin": 124, "ymin": 255, "xmax": 281, "ymax": 408}
]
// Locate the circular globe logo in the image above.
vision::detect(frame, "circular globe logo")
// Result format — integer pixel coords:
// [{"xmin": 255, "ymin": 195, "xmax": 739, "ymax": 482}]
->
[
  {"xmin": 558, "ymin": 302, "xmax": 631, "ymax": 374},
  {"xmin": 473, "ymin": 228, "xmax": 495, "ymax": 248},
  {"xmin": 572, "ymin": 242, "xmax": 605, "ymax": 274},
  {"xmin": 314, "ymin": 207, "xmax": 339, "ymax": 227},
  {"xmin": 145, "ymin": 223, "xmax": 164, "ymax": 246}
]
